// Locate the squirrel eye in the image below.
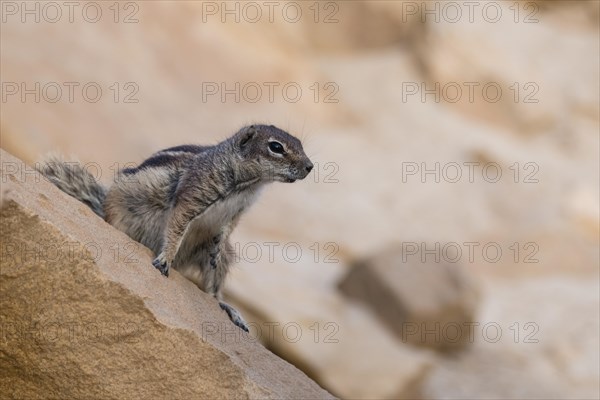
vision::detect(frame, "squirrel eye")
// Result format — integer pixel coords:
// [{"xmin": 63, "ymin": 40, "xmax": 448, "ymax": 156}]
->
[{"xmin": 268, "ymin": 141, "xmax": 285, "ymax": 154}]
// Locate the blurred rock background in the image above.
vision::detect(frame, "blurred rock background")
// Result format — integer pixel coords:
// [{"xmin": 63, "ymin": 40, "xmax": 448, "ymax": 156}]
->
[{"xmin": 1, "ymin": 1, "xmax": 598, "ymax": 398}]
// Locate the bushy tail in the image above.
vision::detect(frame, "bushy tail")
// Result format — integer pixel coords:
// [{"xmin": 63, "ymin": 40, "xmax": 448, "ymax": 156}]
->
[{"xmin": 36, "ymin": 155, "xmax": 107, "ymax": 218}]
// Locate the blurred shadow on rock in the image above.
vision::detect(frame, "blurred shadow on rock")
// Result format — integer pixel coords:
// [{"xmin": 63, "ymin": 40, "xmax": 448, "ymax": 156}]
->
[{"xmin": 339, "ymin": 245, "xmax": 481, "ymax": 351}]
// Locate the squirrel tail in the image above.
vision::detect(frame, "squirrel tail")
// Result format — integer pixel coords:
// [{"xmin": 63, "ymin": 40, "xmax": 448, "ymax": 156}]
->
[{"xmin": 36, "ymin": 155, "xmax": 107, "ymax": 218}]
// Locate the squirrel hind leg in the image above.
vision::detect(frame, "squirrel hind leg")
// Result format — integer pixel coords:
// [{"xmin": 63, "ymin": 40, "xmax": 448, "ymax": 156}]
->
[{"xmin": 219, "ymin": 302, "xmax": 249, "ymax": 332}]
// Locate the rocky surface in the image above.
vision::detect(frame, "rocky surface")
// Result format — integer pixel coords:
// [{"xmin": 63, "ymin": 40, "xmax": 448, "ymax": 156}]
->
[
  {"xmin": 421, "ymin": 277, "xmax": 600, "ymax": 399},
  {"xmin": 224, "ymin": 243, "xmax": 434, "ymax": 399},
  {"xmin": 0, "ymin": 149, "xmax": 334, "ymax": 400},
  {"xmin": 416, "ymin": 0, "xmax": 599, "ymax": 137},
  {"xmin": 338, "ymin": 247, "xmax": 480, "ymax": 350}
]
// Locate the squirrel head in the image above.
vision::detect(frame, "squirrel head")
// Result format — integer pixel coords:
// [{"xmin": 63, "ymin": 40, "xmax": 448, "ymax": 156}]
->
[{"xmin": 233, "ymin": 124, "xmax": 313, "ymax": 183}]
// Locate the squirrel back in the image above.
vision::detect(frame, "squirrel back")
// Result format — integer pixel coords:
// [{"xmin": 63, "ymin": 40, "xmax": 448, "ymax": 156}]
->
[{"xmin": 36, "ymin": 155, "xmax": 107, "ymax": 218}]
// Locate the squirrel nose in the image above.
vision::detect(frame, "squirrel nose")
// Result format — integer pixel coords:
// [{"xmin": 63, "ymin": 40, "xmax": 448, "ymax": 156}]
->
[{"xmin": 305, "ymin": 163, "xmax": 314, "ymax": 173}]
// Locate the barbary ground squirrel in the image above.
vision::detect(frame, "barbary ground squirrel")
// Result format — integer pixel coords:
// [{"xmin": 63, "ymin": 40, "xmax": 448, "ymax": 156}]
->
[{"xmin": 38, "ymin": 124, "xmax": 313, "ymax": 331}]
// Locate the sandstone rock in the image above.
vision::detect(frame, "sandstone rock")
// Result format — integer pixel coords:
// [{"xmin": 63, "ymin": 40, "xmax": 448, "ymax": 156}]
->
[
  {"xmin": 535, "ymin": 0, "xmax": 600, "ymax": 30},
  {"xmin": 0, "ymin": 149, "xmax": 334, "ymax": 400},
  {"xmin": 415, "ymin": 0, "xmax": 599, "ymax": 136},
  {"xmin": 338, "ymin": 246, "xmax": 480, "ymax": 350},
  {"xmin": 224, "ymin": 233, "xmax": 434, "ymax": 399},
  {"xmin": 421, "ymin": 277, "xmax": 600, "ymax": 399},
  {"xmin": 462, "ymin": 228, "xmax": 599, "ymax": 280},
  {"xmin": 565, "ymin": 186, "xmax": 600, "ymax": 240}
]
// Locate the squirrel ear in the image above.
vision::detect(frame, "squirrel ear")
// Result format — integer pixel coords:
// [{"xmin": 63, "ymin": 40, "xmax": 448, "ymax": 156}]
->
[{"xmin": 239, "ymin": 126, "xmax": 256, "ymax": 148}]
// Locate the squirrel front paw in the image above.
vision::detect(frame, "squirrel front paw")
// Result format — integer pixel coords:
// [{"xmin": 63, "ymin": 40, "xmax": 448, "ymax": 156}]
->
[{"xmin": 152, "ymin": 255, "xmax": 170, "ymax": 277}]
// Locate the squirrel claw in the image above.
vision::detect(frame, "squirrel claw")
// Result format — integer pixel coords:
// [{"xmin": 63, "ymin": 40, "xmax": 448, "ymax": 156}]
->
[{"xmin": 152, "ymin": 257, "xmax": 169, "ymax": 277}]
